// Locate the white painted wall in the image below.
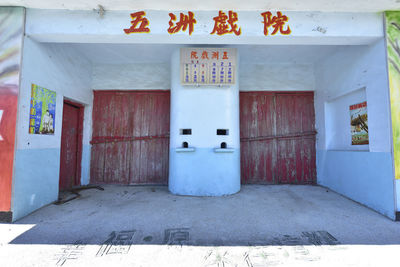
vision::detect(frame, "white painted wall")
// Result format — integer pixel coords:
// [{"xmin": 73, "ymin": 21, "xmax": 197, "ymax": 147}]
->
[
  {"xmin": 240, "ymin": 63, "xmax": 314, "ymax": 91},
  {"xmin": 16, "ymin": 39, "xmax": 93, "ymax": 151},
  {"xmin": 92, "ymin": 63, "xmax": 170, "ymax": 90},
  {"xmin": 92, "ymin": 62, "xmax": 314, "ymax": 91},
  {"xmin": 12, "ymin": 38, "xmax": 93, "ymax": 220},
  {"xmin": 25, "ymin": 9, "xmax": 383, "ymax": 45},
  {"xmin": 315, "ymin": 41, "xmax": 392, "ymax": 153},
  {"xmin": 314, "ymin": 39, "xmax": 396, "ymax": 219}
]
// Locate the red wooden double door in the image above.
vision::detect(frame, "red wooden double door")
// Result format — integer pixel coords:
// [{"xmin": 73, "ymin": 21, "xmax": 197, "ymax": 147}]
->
[
  {"xmin": 90, "ymin": 91, "xmax": 316, "ymax": 185},
  {"xmin": 91, "ymin": 91, "xmax": 170, "ymax": 184},
  {"xmin": 240, "ymin": 92, "xmax": 316, "ymax": 184}
]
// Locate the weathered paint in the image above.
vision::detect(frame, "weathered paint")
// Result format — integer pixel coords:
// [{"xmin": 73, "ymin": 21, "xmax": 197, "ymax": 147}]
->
[
  {"xmin": 91, "ymin": 91, "xmax": 170, "ymax": 185},
  {"xmin": 59, "ymin": 101, "xmax": 84, "ymax": 190},
  {"xmin": 0, "ymin": 7, "xmax": 24, "ymax": 213},
  {"xmin": 240, "ymin": 92, "xmax": 316, "ymax": 184}
]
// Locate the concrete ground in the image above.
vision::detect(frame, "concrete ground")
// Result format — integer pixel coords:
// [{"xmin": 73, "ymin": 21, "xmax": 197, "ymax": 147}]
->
[{"xmin": 1, "ymin": 185, "xmax": 400, "ymax": 266}]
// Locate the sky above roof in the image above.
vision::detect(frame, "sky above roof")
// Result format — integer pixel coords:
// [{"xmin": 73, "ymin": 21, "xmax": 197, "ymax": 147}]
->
[{"xmin": 1, "ymin": 0, "xmax": 399, "ymax": 12}]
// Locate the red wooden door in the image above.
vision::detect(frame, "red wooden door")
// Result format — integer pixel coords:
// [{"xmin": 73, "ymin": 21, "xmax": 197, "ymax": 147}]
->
[
  {"xmin": 59, "ymin": 101, "xmax": 83, "ymax": 190},
  {"xmin": 90, "ymin": 91, "xmax": 170, "ymax": 185},
  {"xmin": 240, "ymin": 92, "xmax": 316, "ymax": 184}
]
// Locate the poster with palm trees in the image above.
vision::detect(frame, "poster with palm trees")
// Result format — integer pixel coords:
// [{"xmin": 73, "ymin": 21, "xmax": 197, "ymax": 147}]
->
[{"xmin": 350, "ymin": 101, "xmax": 368, "ymax": 145}]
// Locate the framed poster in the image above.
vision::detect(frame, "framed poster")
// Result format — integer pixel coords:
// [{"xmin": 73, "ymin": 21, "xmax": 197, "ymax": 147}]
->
[
  {"xmin": 180, "ymin": 48, "xmax": 236, "ymax": 85},
  {"xmin": 29, "ymin": 84, "xmax": 56, "ymax": 135},
  {"xmin": 350, "ymin": 101, "xmax": 368, "ymax": 145}
]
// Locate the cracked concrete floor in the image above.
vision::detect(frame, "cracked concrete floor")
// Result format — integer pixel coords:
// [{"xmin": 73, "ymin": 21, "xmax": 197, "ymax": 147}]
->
[{"xmin": 1, "ymin": 185, "xmax": 400, "ymax": 266}]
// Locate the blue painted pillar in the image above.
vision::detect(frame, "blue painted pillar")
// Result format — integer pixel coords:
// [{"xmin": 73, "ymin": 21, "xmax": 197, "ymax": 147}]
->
[{"xmin": 168, "ymin": 47, "xmax": 240, "ymax": 196}]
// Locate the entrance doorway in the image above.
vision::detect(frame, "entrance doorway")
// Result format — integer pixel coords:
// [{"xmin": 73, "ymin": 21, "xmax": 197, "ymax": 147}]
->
[
  {"xmin": 59, "ymin": 100, "xmax": 84, "ymax": 190},
  {"xmin": 90, "ymin": 91, "xmax": 170, "ymax": 185},
  {"xmin": 240, "ymin": 91, "xmax": 316, "ymax": 184}
]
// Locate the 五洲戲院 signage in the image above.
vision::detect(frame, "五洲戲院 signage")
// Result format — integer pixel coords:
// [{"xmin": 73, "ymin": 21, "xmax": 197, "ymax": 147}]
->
[
  {"xmin": 180, "ymin": 48, "xmax": 237, "ymax": 85},
  {"xmin": 124, "ymin": 10, "xmax": 291, "ymax": 36}
]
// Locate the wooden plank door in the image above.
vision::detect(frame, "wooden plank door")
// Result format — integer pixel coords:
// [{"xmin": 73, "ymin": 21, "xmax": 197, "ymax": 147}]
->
[
  {"xmin": 90, "ymin": 91, "xmax": 170, "ymax": 185},
  {"xmin": 59, "ymin": 101, "xmax": 83, "ymax": 190},
  {"xmin": 240, "ymin": 91, "xmax": 316, "ymax": 184}
]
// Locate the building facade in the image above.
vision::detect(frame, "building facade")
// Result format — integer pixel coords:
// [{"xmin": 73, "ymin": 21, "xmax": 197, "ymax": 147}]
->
[{"xmin": 1, "ymin": 4, "xmax": 400, "ymax": 221}]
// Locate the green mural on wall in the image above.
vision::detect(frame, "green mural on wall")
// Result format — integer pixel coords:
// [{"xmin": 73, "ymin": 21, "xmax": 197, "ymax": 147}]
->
[{"xmin": 386, "ymin": 11, "xmax": 400, "ymax": 179}]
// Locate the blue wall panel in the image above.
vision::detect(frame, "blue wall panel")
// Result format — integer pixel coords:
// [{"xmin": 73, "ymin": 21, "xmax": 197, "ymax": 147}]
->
[
  {"xmin": 317, "ymin": 150, "xmax": 395, "ymax": 219},
  {"xmin": 12, "ymin": 148, "xmax": 60, "ymax": 221}
]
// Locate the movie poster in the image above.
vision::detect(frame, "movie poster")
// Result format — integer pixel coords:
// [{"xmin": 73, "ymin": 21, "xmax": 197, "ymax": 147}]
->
[
  {"xmin": 29, "ymin": 84, "xmax": 56, "ymax": 135},
  {"xmin": 350, "ymin": 101, "xmax": 368, "ymax": 145}
]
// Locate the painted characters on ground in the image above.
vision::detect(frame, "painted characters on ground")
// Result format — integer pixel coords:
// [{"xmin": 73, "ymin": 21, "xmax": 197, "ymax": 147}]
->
[
  {"xmin": 29, "ymin": 84, "xmax": 56, "ymax": 135},
  {"xmin": 350, "ymin": 101, "xmax": 368, "ymax": 145},
  {"xmin": 54, "ymin": 229, "xmax": 340, "ymax": 266},
  {"xmin": 386, "ymin": 11, "xmax": 400, "ymax": 179}
]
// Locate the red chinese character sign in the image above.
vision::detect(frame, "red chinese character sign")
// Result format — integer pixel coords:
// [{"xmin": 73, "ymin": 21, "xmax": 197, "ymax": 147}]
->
[
  {"xmin": 124, "ymin": 11, "xmax": 150, "ymax": 33},
  {"xmin": 261, "ymin": 11, "xmax": 291, "ymax": 36},
  {"xmin": 180, "ymin": 48, "xmax": 237, "ymax": 85},
  {"xmin": 210, "ymin": 11, "xmax": 241, "ymax": 36},
  {"xmin": 123, "ymin": 10, "xmax": 291, "ymax": 37},
  {"xmin": 168, "ymin": 11, "xmax": 196, "ymax": 35}
]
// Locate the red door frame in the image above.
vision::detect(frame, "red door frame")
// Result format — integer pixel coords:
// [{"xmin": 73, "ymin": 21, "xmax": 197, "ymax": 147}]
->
[{"xmin": 60, "ymin": 99, "xmax": 84, "ymax": 188}]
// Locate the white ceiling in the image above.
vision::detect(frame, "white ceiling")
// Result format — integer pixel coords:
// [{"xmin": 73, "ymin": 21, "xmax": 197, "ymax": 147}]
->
[
  {"xmin": 68, "ymin": 43, "xmax": 341, "ymax": 64},
  {"xmin": 2, "ymin": 0, "xmax": 400, "ymax": 12}
]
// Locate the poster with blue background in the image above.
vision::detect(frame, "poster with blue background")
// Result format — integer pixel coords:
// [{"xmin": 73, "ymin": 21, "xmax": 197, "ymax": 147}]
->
[{"xmin": 29, "ymin": 84, "xmax": 56, "ymax": 135}]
